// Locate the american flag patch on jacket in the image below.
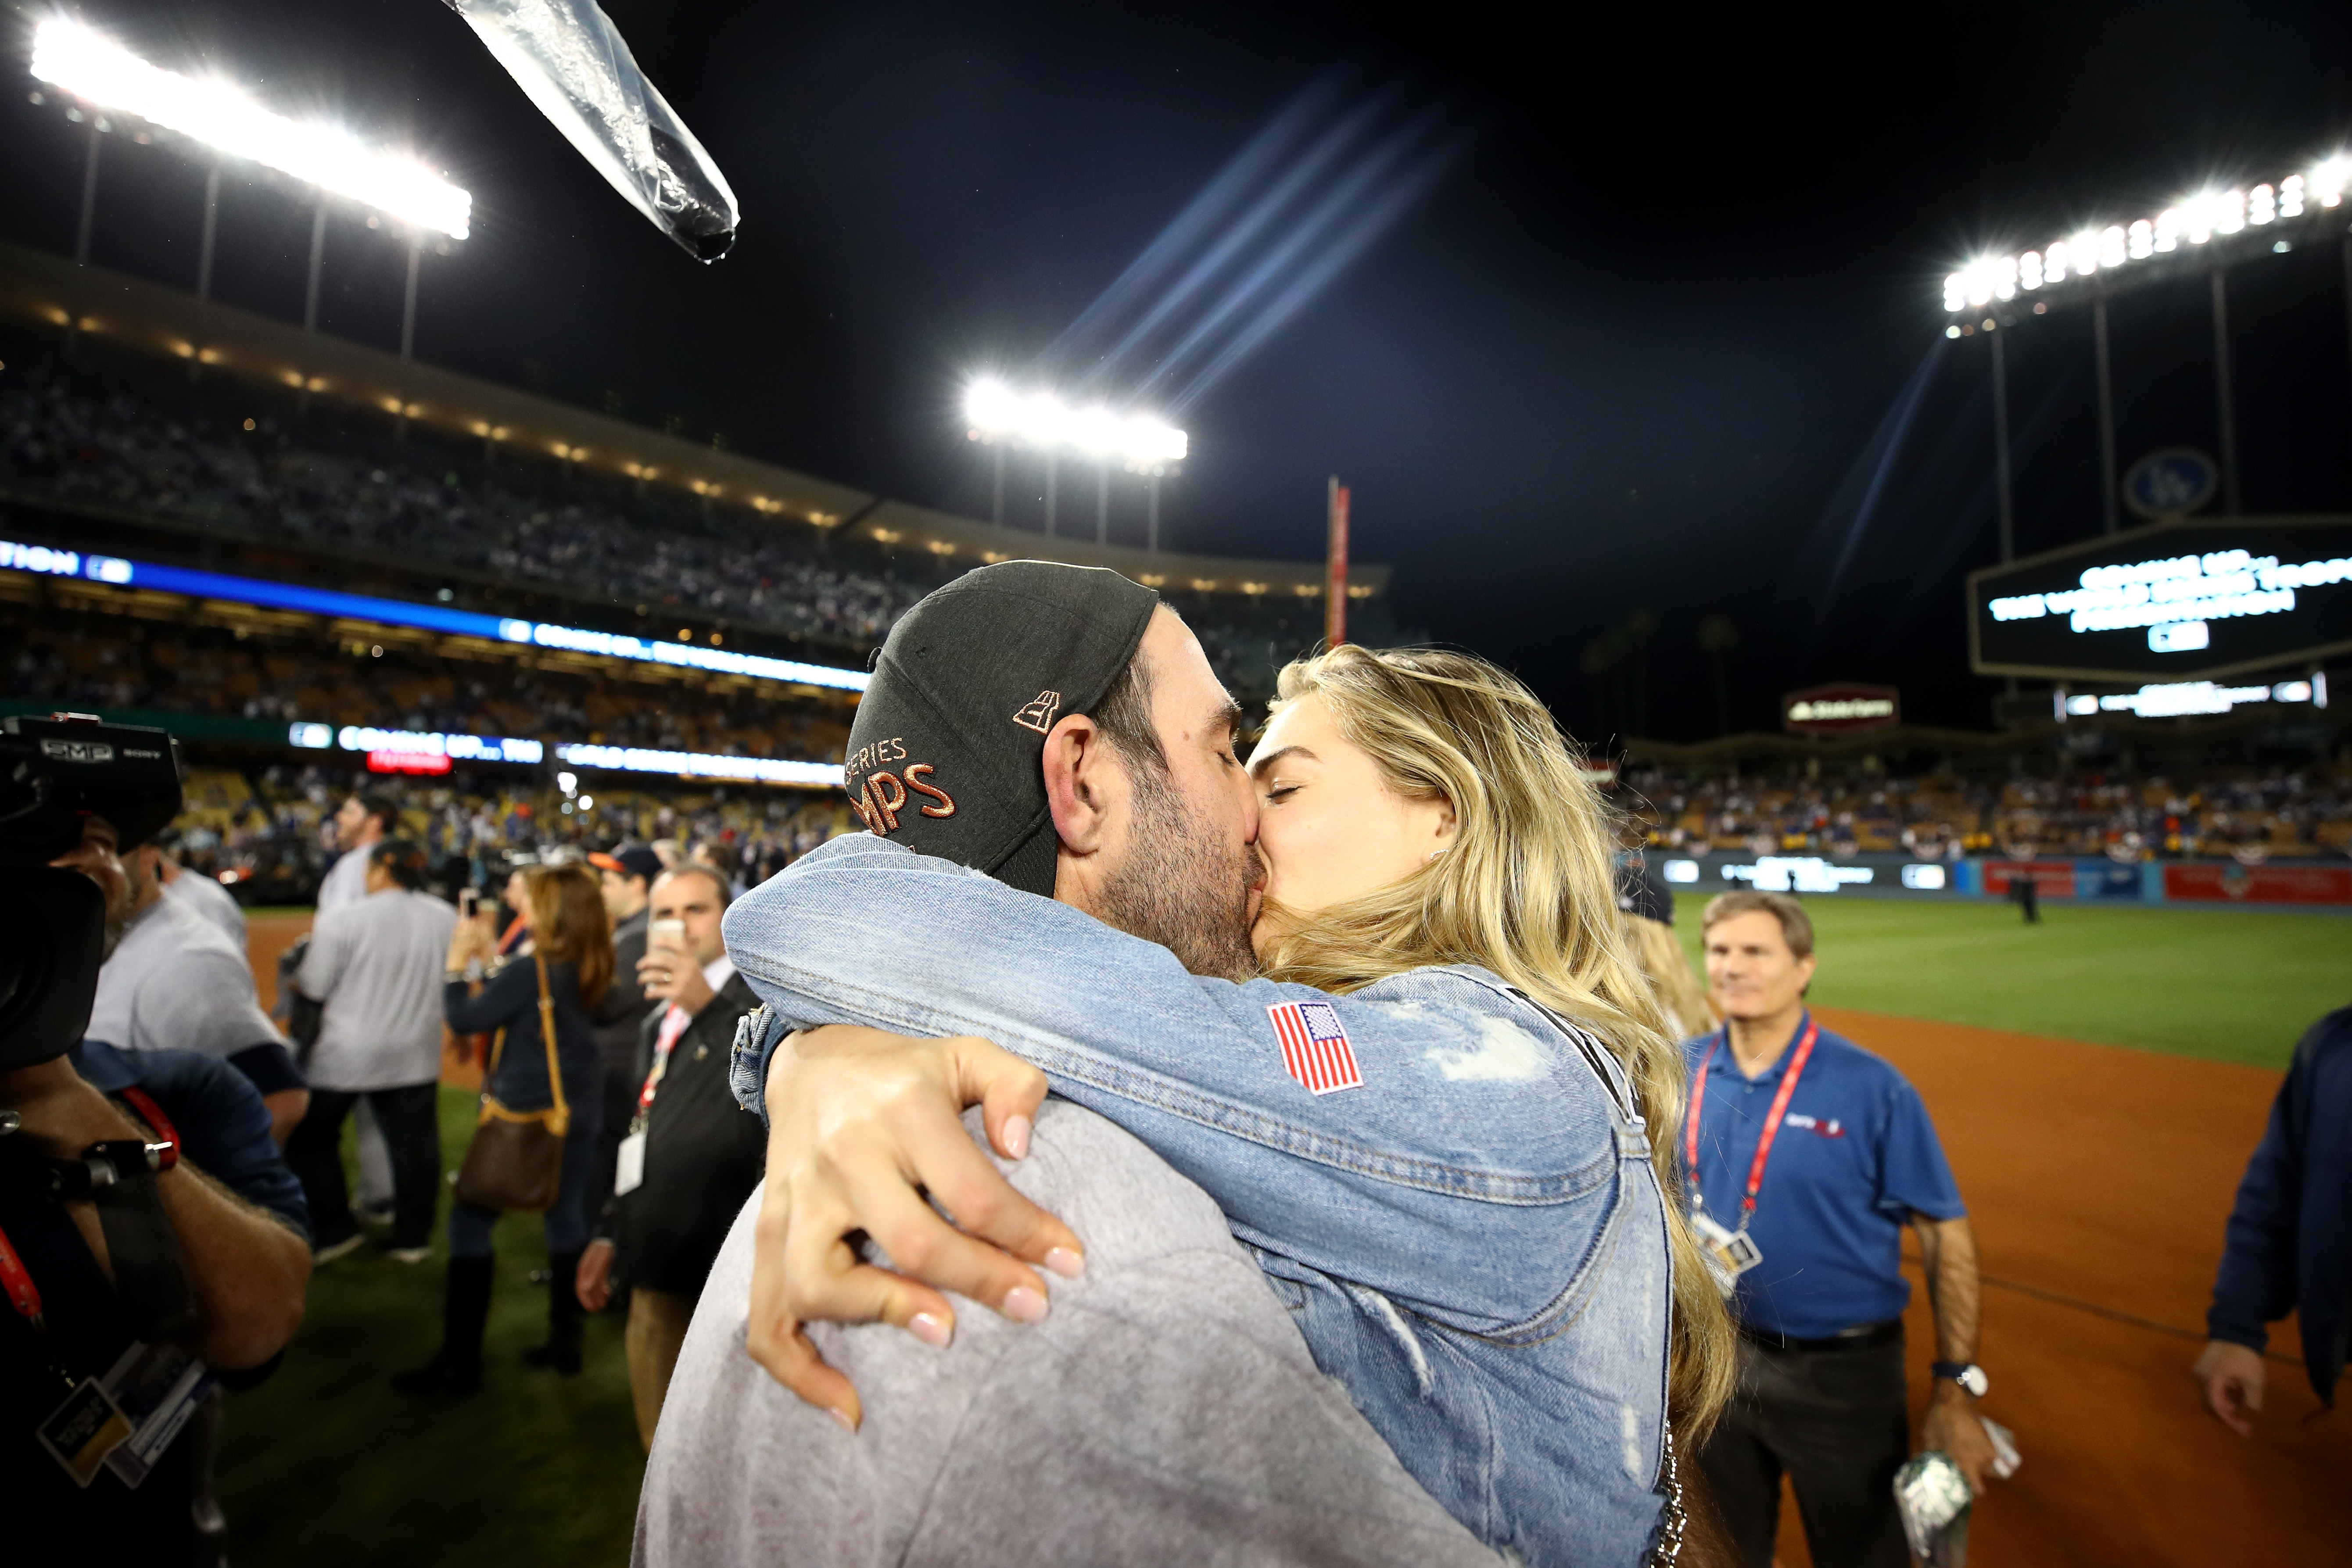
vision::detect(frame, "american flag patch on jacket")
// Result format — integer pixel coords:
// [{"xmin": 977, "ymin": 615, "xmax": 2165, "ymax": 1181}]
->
[{"xmin": 1267, "ymin": 1000, "xmax": 1363, "ymax": 1095}]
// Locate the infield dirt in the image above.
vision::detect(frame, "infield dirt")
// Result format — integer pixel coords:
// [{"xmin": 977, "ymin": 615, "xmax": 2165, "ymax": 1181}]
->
[{"xmin": 1775, "ymin": 1006, "xmax": 2348, "ymax": 1567}]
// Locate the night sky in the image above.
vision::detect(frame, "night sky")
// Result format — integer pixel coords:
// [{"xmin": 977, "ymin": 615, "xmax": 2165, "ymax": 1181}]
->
[{"xmin": 5, "ymin": 1, "xmax": 2350, "ymax": 741}]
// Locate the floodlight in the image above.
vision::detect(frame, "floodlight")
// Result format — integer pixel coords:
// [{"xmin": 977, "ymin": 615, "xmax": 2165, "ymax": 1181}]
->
[
  {"xmin": 31, "ymin": 17, "xmax": 470, "ymax": 239},
  {"xmin": 1940, "ymin": 154, "xmax": 2348, "ymax": 312},
  {"xmin": 963, "ymin": 377, "xmax": 1188, "ymax": 465}
]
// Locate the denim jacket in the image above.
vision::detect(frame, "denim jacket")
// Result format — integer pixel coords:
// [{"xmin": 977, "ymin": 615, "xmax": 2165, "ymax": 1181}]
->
[{"xmin": 724, "ymin": 835, "xmax": 1674, "ymax": 1568}]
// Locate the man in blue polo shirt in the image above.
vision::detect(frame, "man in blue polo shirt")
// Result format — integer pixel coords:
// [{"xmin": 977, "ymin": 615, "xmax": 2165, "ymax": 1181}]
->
[{"xmin": 1686, "ymin": 890, "xmax": 1998, "ymax": 1568}]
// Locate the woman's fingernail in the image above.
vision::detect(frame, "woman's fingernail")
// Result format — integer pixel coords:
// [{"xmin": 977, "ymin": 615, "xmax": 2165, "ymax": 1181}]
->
[
  {"xmin": 908, "ymin": 1311, "xmax": 952, "ymax": 1348},
  {"xmin": 1001, "ymin": 1114, "xmax": 1032, "ymax": 1160},
  {"xmin": 830, "ymin": 1408, "xmax": 857, "ymax": 1433},
  {"xmin": 1003, "ymin": 1286, "xmax": 1048, "ymax": 1324},
  {"xmin": 1043, "ymin": 1247, "xmax": 1086, "ymax": 1280}
]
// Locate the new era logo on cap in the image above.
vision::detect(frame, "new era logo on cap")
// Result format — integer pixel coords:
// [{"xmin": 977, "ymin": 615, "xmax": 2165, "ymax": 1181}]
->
[
  {"xmin": 1012, "ymin": 690, "xmax": 1063, "ymax": 734},
  {"xmin": 1267, "ymin": 1000, "xmax": 1363, "ymax": 1095}
]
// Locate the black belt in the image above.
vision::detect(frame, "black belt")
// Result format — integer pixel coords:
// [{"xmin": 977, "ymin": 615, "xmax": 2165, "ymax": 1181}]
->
[{"xmin": 1738, "ymin": 1317, "xmax": 1902, "ymax": 1354}]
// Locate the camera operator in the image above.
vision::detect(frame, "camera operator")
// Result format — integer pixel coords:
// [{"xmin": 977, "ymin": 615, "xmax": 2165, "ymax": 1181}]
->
[
  {"xmin": 86, "ymin": 826, "xmax": 310, "ymax": 1148},
  {"xmin": 4, "ymin": 716, "xmax": 312, "ymax": 1556}
]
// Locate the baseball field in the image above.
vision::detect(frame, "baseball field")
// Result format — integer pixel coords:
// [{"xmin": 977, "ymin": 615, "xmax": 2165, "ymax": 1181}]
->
[{"xmin": 217, "ymin": 902, "xmax": 2349, "ymax": 1565}]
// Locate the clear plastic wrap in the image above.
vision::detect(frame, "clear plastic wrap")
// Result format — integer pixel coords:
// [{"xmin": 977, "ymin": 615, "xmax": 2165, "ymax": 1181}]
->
[{"xmin": 443, "ymin": 0, "xmax": 737, "ymax": 260}]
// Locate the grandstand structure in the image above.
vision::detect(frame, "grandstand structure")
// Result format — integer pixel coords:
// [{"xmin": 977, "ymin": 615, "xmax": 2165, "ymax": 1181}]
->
[
  {"xmin": 0, "ymin": 236, "xmax": 1402, "ymax": 895},
  {"xmin": 0, "ymin": 240, "xmax": 1386, "ymax": 606}
]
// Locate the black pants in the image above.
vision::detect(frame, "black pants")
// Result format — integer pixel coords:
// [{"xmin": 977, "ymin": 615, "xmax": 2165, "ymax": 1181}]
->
[
  {"xmin": 286, "ymin": 1083, "xmax": 442, "ymax": 1249},
  {"xmin": 1697, "ymin": 1329, "xmax": 1912, "ymax": 1568},
  {"xmin": 584, "ymin": 1062, "xmax": 641, "ymax": 1247}
]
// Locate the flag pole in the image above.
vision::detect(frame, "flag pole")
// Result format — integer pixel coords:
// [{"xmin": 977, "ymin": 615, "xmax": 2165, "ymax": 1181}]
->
[{"xmin": 1325, "ymin": 476, "xmax": 1350, "ymax": 647}]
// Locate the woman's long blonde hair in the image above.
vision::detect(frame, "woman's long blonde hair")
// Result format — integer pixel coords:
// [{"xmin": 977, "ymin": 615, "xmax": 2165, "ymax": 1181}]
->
[
  {"xmin": 1624, "ymin": 914, "xmax": 1716, "ymax": 1043},
  {"xmin": 1256, "ymin": 644, "xmax": 1734, "ymax": 1434}
]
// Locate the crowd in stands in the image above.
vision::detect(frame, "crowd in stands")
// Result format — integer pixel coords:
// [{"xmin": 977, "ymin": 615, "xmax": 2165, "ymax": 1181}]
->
[
  {"xmin": 1622, "ymin": 762, "xmax": 2352, "ymax": 862},
  {"xmin": 4, "ymin": 600, "xmax": 853, "ymax": 763},
  {"xmin": 0, "ymin": 342, "xmax": 932, "ymax": 645},
  {"xmin": 165, "ymin": 765, "xmax": 854, "ymax": 905},
  {"xmin": 0, "ymin": 336, "xmax": 1384, "ymax": 703}
]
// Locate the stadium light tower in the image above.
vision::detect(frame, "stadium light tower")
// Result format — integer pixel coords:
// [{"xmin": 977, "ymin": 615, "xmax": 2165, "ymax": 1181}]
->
[
  {"xmin": 31, "ymin": 16, "xmax": 470, "ymax": 363},
  {"xmin": 1941, "ymin": 155, "xmax": 2352, "ymax": 540},
  {"xmin": 963, "ymin": 377, "xmax": 1187, "ymax": 550}
]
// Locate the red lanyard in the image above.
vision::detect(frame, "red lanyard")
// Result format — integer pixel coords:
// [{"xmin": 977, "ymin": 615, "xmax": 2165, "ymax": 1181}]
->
[
  {"xmin": 118, "ymin": 1086, "xmax": 180, "ymax": 1171},
  {"xmin": 0, "ymin": 1219, "xmax": 43, "ymax": 1330},
  {"xmin": 1685, "ymin": 1017, "xmax": 1819, "ymax": 1227},
  {"xmin": 637, "ymin": 1006, "xmax": 692, "ymax": 1117}
]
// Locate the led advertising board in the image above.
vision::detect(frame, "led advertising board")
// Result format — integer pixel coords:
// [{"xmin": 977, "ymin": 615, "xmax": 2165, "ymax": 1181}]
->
[
  {"xmin": 1968, "ymin": 518, "xmax": 2352, "ymax": 681},
  {"xmin": 0, "ymin": 540, "xmax": 870, "ymax": 693},
  {"xmin": 1782, "ymin": 683, "xmax": 1900, "ymax": 735}
]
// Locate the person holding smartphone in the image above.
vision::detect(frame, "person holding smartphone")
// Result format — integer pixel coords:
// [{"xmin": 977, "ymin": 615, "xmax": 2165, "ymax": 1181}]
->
[{"xmin": 576, "ymin": 863, "xmax": 764, "ymax": 1446}]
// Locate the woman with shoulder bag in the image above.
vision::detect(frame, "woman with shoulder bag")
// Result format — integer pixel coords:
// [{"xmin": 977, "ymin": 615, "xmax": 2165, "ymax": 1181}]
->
[{"xmin": 396, "ymin": 863, "xmax": 611, "ymax": 1395}]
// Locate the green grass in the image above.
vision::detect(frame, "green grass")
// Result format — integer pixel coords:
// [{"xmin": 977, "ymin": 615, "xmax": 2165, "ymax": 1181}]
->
[
  {"xmin": 215, "ymin": 1088, "xmax": 642, "ymax": 1567},
  {"xmin": 1677, "ymin": 899, "xmax": 2352, "ymax": 1069}
]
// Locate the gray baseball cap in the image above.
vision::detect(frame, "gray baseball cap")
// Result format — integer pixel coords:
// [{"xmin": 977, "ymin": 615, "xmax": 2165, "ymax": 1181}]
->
[{"xmin": 843, "ymin": 561, "xmax": 1159, "ymax": 895}]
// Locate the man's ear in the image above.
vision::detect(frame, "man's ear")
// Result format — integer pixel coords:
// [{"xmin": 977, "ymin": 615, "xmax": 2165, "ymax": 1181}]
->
[{"xmin": 1040, "ymin": 711, "xmax": 1121, "ymax": 855}]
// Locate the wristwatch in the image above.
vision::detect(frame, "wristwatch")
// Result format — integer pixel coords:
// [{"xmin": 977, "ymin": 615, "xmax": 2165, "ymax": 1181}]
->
[{"xmin": 1931, "ymin": 1360, "xmax": 1989, "ymax": 1397}]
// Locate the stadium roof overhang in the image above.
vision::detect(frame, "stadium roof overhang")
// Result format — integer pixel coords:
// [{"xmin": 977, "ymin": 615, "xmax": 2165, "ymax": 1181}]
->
[{"xmin": 0, "ymin": 241, "xmax": 1387, "ymax": 601}]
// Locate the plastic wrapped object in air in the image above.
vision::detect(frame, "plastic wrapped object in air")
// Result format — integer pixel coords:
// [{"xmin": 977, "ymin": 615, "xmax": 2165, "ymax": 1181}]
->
[{"xmin": 444, "ymin": 0, "xmax": 738, "ymax": 260}]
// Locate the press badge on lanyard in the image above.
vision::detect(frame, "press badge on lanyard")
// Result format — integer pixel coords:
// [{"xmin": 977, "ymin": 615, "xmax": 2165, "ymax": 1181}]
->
[
  {"xmin": 1684, "ymin": 1019, "xmax": 1819, "ymax": 1298},
  {"xmin": 617, "ymin": 1006, "xmax": 693, "ymax": 1197}
]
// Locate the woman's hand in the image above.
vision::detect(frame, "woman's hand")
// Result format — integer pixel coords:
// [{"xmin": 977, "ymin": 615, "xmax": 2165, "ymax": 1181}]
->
[
  {"xmin": 445, "ymin": 910, "xmax": 496, "ymax": 972},
  {"xmin": 745, "ymin": 1024, "xmax": 1087, "ymax": 1429}
]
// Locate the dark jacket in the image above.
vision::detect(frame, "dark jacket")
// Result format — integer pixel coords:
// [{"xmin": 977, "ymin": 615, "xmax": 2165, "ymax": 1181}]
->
[
  {"xmin": 2207, "ymin": 1004, "xmax": 2352, "ymax": 1404},
  {"xmin": 592, "ymin": 907, "xmax": 653, "ymax": 1078},
  {"xmin": 600, "ymin": 970, "xmax": 766, "ymax": 1297},
  {"xmin": 445, "ymin": 956, "xmax": 602, "ymax": 1130}
]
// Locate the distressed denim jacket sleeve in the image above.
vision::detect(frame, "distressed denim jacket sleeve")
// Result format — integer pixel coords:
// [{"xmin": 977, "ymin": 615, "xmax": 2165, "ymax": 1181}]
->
[{"xmin": 722, "ymin": 834, "xmax": 1627, "ymax": 1328}]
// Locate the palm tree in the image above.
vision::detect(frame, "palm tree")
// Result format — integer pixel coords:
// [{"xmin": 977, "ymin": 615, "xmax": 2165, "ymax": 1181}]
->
[
  {"xmin": 1697, "ymin": 615, "xmax": 1740, "ymax": 737},
  {"xmin": 1625, "ymin": 606, "xmax": 1657, "ymax": 738},
  {"xmin": 1581, "ymin": 638, "xmax": 1613, "ymax": 737}
]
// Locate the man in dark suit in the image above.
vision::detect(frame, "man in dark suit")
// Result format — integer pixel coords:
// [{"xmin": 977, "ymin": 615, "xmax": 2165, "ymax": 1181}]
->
[
  {"xmin": 586, "ymin": 845, "xmax": 663, "ymax": 1233},
  {"xmin": 576, "ymin": 863, "xmax": 766, "ymax": 1448}
]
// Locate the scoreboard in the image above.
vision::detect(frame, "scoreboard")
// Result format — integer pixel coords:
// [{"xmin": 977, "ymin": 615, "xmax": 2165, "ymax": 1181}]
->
[{"xmin": 1968, "ymin": 518, "xmax": 2352, "ymax": 681}]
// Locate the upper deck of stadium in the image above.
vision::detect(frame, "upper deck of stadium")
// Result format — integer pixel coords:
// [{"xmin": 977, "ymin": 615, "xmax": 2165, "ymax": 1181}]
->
[{"xmin": 0, "ymin": 238, "xmax": 1388, "ymax": 609}]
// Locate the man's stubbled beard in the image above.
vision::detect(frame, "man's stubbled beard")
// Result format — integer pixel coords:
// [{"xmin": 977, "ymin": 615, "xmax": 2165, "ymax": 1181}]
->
[{"xmin": 1094, "ymin": 750, "xmax": 1261, "ymax": 982}]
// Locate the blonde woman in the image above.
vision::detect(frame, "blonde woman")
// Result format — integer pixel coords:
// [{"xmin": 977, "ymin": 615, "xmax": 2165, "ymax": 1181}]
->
[
  {"xmin": 397, "ymin": 864, "xmax": 611, "ymax": 1395},
  {"xmin": 1618, "ymin": 868, "xmax": 1715, "ymax": 1041},
  {"xmin": 719, "ymin": 641, "xmax": 1734, "ymax": 1566}
]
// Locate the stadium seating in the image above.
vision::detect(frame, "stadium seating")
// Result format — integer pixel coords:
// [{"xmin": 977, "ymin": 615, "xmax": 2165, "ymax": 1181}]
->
[
  {"xmin": 165, "ymin": 763, "xmax": 853, "ymax": 906},
  {"xmin": 0, "ymin": 329, "xmax": 1399, "ymax": 705},
  {"xmin": 1621, "ymin": 763, "xmax": 2352, "ymax": 863}
]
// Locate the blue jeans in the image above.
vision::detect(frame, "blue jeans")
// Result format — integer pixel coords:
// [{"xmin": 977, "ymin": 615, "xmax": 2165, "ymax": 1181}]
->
[{"xmin": 448, "ymin": 1121, "xmax": 600, "ymax": 1258}]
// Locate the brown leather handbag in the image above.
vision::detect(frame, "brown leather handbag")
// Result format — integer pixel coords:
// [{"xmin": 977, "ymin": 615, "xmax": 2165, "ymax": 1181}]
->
[{"xmin": 452, "ymin": 954, "xmax": 570, "ymax": 1213}]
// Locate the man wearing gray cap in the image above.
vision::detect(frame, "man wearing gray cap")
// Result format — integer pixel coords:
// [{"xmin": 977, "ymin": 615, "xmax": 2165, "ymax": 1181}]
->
[{"xmin": 637, "ymin": 563, "xmax": 1496, "ymax": 1567}]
